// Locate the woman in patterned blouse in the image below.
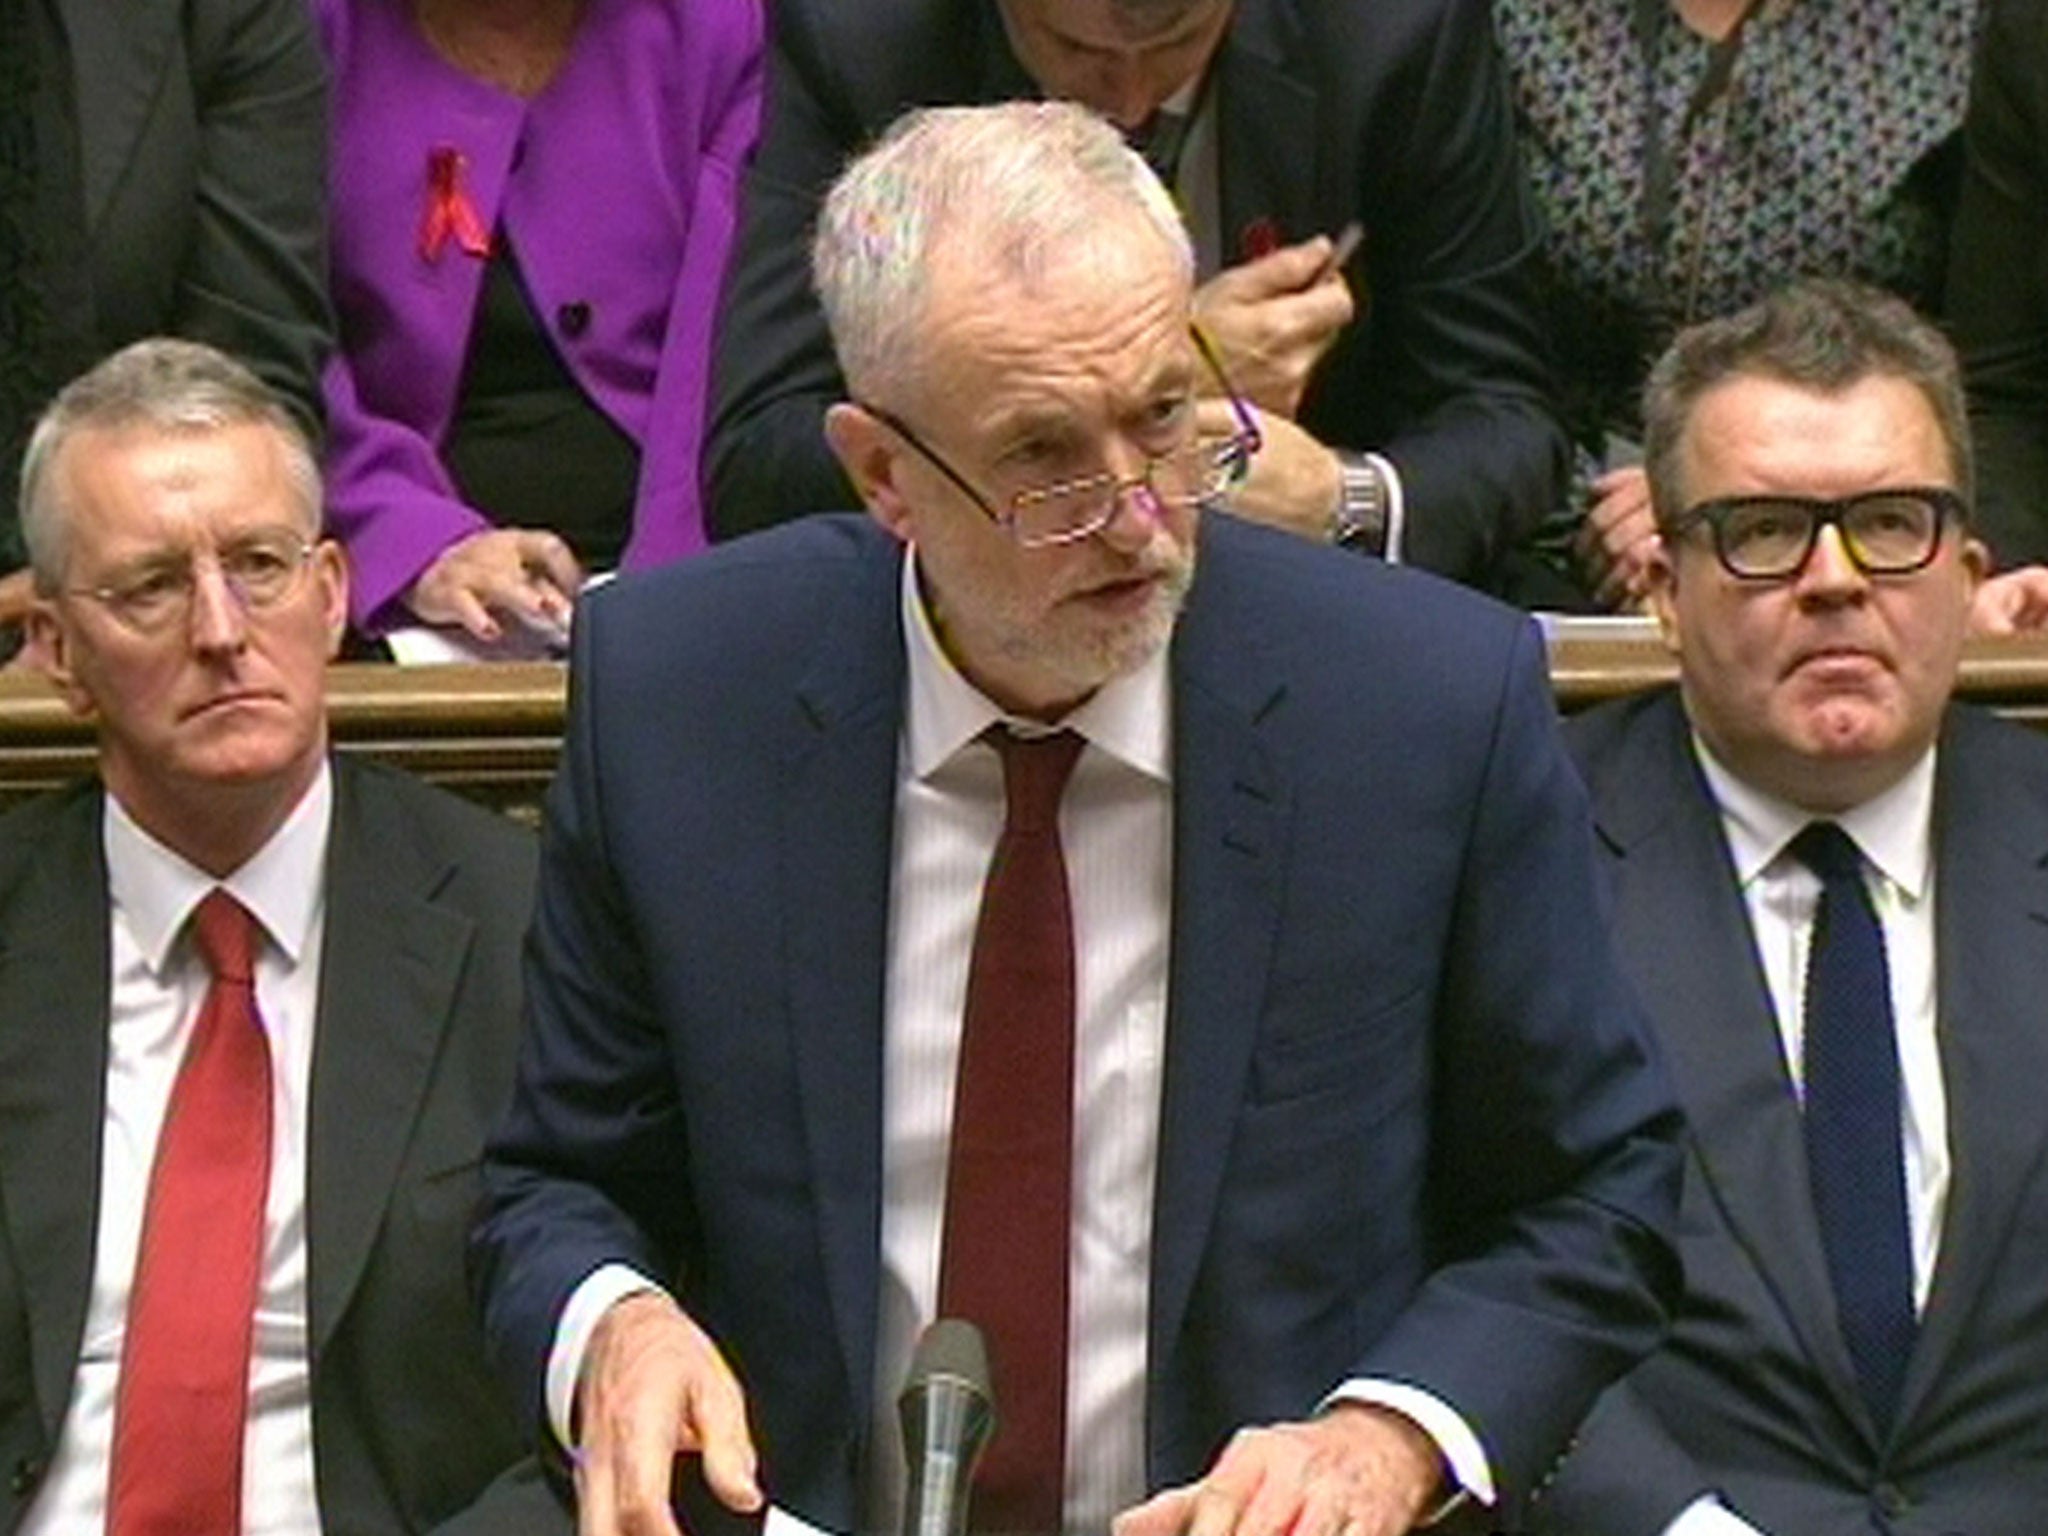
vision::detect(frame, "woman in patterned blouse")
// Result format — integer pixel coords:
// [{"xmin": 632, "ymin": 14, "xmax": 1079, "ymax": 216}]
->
[{"xmin": 1495, "ymin": 0, "xmax": 1979, "ymax": 608}]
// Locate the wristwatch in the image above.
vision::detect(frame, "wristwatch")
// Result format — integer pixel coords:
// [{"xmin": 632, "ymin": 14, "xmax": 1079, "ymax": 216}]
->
[{"xmin": 1328, "ymin": 451, "xmax": 1388, "ymax": 556}]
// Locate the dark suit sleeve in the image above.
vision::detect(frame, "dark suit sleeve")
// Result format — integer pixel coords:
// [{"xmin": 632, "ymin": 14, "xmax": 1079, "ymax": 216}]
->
[
  {"xmin": 1317, "ymin": 0, "xmax": 1566, "ymax": 582},
  {"xmin": 471, "ymin": 596, "xmax": 701, "ymax": 1433},
  {"xmin": 1948, "ymin": 0, "xmax": 2048, "ymax": 567},
  {"xmin": 180, "ymin": 0, "xmax": 333, "ymax": 437},
  {"xmin": 1348, "ymin": 621, "xmax": 1683, "ymax": 1508},
  {"xmin": 703, "ymin": 6, "xmax": 866, "ymax": 538}
]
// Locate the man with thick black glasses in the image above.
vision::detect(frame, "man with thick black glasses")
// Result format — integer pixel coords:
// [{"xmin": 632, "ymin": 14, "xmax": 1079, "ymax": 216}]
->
[
  {"xmin": 1537, "ymin": 278, "xmax": 2048, "ymax": 1536},
  {"xmin": 477, "ymin": 101, "xmax": 1681, "ymax": 1536}
]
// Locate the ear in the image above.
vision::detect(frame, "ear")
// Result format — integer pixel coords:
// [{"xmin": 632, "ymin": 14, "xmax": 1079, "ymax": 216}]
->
[
  {"xmin": 26, "ymin": 601, "xmax": 97, "ymax": 721},
  {"xmin": 825, "ymin": 402, "xmax": 917, "ymax": 543},
  {"xmin": 312, "ymin": 539, "xmax": 349, "ymax": 660},
  {"xmin": 1959, "ymin": 533, "xmax": 1992, "ymax": 589},
  {"xmin": 1644, "ymin": 539, "xmax": 1683, "ymax": 656}
]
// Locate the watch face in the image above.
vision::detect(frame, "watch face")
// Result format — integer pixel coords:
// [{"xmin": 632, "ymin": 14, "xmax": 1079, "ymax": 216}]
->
[{"xmin": 1334, "ymin": 461, "xmax": 1385, "ymax": 551}]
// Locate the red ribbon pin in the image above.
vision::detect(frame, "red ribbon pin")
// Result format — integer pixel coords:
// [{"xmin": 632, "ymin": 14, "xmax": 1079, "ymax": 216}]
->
[{"xmin": 419, "ymin": 145, "xmax": 493, "ymax": 263}]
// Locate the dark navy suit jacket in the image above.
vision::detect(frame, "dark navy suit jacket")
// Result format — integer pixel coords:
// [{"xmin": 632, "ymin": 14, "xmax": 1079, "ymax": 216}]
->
[
  {"xmin": 474, "ymin": 512, "xmax": 1680, "ymax": 1529},
  {"xmin": 1536, "ymin": 691, "xmax": 2048, "ymax": 1535}
]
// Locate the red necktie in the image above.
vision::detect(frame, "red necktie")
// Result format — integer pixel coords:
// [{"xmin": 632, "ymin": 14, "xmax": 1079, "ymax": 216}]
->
[
  {"xmin": 939, "ymin": 728, "xmax": 1085, "ymax": 1536},
  {"xmin": 108, "ymin": 889, "xmax": 273, "ymax": 1536}
]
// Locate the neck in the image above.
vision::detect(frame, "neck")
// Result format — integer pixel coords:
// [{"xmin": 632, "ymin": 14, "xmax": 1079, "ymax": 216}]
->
[
  {"xmin": 412, "ymin": 0, "xmax": 583, "ymax": 97},
  {"xmin": 106, "ymin": 758, "xmax": 321, "ymax": 879},
  {"xmin": 1671, "ymin": 0, "xmax": 1759, "ymax": 41}
]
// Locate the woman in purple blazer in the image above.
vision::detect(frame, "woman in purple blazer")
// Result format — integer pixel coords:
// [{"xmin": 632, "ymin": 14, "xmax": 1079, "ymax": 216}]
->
[{"xmin": 316, "ymin": 0, "xmax": 762, "ymax": 641}]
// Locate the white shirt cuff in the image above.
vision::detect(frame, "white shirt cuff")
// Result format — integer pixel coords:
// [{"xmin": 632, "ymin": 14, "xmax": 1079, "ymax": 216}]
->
[
  {"xmin": 1324, "ymin": 1377, "xmax": 1493, "ymax": 1515},
  {"xmin": 1664, "ymin": 1494, "xmax": 1770, "ymax": 1536},
  {"xmin": 1365, "ymin": 452, "xmax": 1406, "ymax": 564},
  {"xmin": 545, "ymin": 1263, "xmax": 667, "ymax": 1449}
]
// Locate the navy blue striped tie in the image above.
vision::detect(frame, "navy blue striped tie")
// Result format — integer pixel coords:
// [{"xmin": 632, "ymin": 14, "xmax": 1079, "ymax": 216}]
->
[{"xmin": 1792, "ymin": 821, "xmax": 1916, "ymax": 1433}]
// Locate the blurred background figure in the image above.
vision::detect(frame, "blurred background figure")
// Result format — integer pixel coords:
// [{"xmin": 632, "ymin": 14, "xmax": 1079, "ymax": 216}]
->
[
  {"xmin": 0, "ymin": 0, "xmax": 329, "ymax": 656},
  {"xmin": 1496, "ymin": 0, "xmax": 1978, "ymax": 610},
  {"xmin": 707, "ymin": 0, "xmax": 1567, "ymax": 596},
  {"xmin": 1949, "ymin": 0, "xmax": 2048, "ymax": 571},
  {"xmin": 315, "ymin": 0, "xmax": 761, "ymax": 652}
]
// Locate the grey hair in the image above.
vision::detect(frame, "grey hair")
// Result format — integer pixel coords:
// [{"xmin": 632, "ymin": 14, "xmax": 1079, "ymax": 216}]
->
[
  {"xmin": 1642, "ymin": 277, "xmax": 1973, "ymax": 526},
  {"xmin": 19, "ymin": 337, "xmax": 321, "ymax": 593},
  {"xmin": 812, "ymin": 100, "xmax": 1194, "ymax": 404}
]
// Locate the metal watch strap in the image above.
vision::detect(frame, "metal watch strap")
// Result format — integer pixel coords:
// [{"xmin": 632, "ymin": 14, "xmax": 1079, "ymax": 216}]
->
[{"xmin": 1329, "ymin": 452, "xmax": 1388, "ymax": 556}]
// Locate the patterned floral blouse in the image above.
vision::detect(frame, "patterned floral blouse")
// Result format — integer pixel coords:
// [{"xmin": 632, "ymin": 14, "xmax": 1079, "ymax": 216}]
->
[{"xmin": 1495, "ymin": 0, "xmax": 1978, "ymax": 474}]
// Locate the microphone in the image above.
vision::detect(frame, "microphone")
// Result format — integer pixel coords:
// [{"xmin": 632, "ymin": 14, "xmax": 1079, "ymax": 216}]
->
[{"xmin": 898, "ymin": 1319, "xmax": 995, "ymax": 1536}]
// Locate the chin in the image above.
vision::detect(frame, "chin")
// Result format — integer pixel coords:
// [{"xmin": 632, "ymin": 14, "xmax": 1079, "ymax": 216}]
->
[{"xmin": 176, "ymin": 735, "xmax": 320, "ymax": 791}]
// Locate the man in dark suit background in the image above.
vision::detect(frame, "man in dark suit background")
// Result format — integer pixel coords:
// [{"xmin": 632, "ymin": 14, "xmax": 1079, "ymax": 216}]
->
[
  {"xmin": 477, "ymin": 101, "xmax": 1679, "ymax": 1536},
  {"xmin": 1, "ymin": 0, "xmax": 330, "ymax": 650},
  {"xmin": 704, "ymin": 0, "xmax": 1564, "ymax": 592},
  {"xmin": 1535, "ymin": 279, "xmax": 2048, "ymax": 1535},
  {"xmin": 0, "ymin": 339, "xmax": 563, "ymax": 1534}
]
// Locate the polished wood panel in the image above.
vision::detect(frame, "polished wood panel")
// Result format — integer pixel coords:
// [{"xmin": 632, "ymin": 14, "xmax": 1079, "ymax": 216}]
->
[{"xmin": 6, "ymin": 634, "xmax": 2048, "ymax": 813}]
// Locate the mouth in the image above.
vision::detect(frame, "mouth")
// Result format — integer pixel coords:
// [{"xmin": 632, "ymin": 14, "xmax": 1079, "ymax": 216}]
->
[
  {"xmin": 1070, "ymin": 567, "xmax": 1170, "ymax": 610},
  {"xmin": 179, "ymin": 689, "xmax": 284, "ymax": 722},
  {"xmin": 1784, "ymin": 644, "xmax": 1888, "ymax": 681}
]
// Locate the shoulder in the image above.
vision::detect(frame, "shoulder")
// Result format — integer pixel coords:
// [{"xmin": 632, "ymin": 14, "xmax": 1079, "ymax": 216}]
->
[
  {"xmin": 0, "ymin": 782, "xmax": 101, "ymax": 901},
  {"xmin": 1189, "ymin": 511, "xmax": 1533, "ymax": 677},
  {"xmin": 608, "ymin": 0, "xmax": 764, "ymax": 75},
  {"xmin": 573, "ymin": 514, "xmax": 901, "ymax": 702},
  {"xmin": 189, "ymin": 0, "xmax": 323, "ymax": 71},
  {"xmin": 590, "ymin": 514, "xmax": 894, "ymax": 634},
  {"xmin": 1562, "ymin": 688, "xmax": 1685, "ymax": 778},
  {"xmin": 1941, "ymin": 703, "xmax": 2048, "ymax": 796},
  {"xmin": 1269, "ymin": 0, "xmax": 1494, "ymax": 72},
  {"xmin": 332, "ymin": 757, "xmax": 536, "ymax": 886},
  {"xmin": 772, "ymin": 0, "xmax": 984, "ymax": 116}
]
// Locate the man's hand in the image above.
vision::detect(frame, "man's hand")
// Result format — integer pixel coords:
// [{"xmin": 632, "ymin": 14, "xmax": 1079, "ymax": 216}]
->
[
  {"xmin": 1194, "ymin": 237, "xmax": 1356, "ymax": 420},
  {"xmin": 1970, "ymin": 564, "xmax": 2048, "ymax": 635},
  {"xmin": 574, "ymin": 1292, "xmax": 763, "ymax": 1536},
  {"xmin": 1111, "ymin": 1403, "xmax": 1444, "ymax": 1536},
  {"xmin": 1206, "ymin": 401, "xmax": 1342, "ymax": 541},
  {"xmin": 407, "ymin": 526, "xmax": 583, "ymax": 644}
]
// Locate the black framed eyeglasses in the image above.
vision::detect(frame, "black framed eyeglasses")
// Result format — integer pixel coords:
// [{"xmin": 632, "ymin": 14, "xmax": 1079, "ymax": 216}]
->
[
  {"xmin": 69, "ymin": 527, "xmax": 318, "ymax": 635},
  {"xmin": 856, "ymin": 325, "xmax": 1262, "ymax": 550},
  {"xmin": 1667, "ymin": 488, "xmax": 1967, "ymax": 581}
]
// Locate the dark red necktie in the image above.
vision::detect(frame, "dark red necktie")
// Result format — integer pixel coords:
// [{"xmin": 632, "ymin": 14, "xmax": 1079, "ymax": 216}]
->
[
  {"xmin": 939, "ymin": 728, "xmax": 1085, "ymax": 1535},
  {"xmin": 108, "ymin": 889, "xmax": 273, "ymax": 1536}
]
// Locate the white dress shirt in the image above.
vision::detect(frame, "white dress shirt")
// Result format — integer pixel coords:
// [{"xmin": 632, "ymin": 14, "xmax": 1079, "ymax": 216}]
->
[
  {"xmin": 23, "ymin": 766, "xmax": 331, "ymax": 1536},
  {"xmin": 1663, "ymin": 742, "xmax": 1948, "ymax": 1536},
  {"xmin": 552, "ymin": 552, "xmax": 1485, "ymax": 1527}
]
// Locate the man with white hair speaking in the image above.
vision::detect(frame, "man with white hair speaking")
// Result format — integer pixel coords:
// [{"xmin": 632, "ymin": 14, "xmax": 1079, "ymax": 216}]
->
[{"xmin": 476, "ymin": 102, "xmax": 1681, "ymax": 1536}]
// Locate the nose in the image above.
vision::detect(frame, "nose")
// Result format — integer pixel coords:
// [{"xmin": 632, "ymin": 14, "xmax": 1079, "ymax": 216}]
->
[
  {"xmin": 188, "ymin": 560, "xmax": 251, "ymax": 653},
  {"xmin": 1094, "ymin": 476, "xmax": 1172, "ymax": 552},
  {"xmin": 1795, "ymin": 521, "xmax": 1869, "ymax": 601}
]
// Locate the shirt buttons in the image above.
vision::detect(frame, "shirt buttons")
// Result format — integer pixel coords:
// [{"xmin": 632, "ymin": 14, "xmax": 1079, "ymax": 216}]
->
[{"xmin": 556, "ymin": 301, "xmax": 591, "ymax": 339}]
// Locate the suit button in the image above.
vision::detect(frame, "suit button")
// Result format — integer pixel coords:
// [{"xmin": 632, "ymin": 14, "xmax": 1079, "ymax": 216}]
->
[
  {"xmin": 556, "ymin": 301, "xmax": 591, "ymax": 338},
  {"xmin": 1873, "ymin": 1480, "xmax": 1910, "ymax": 1517},
  {"xmin": 10, "ymin": 1457, "xmax": 43, "ymax": 1496}
]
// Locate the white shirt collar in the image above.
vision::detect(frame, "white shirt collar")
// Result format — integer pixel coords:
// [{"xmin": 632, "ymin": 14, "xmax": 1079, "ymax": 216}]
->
[
  {"xmin": 1693, "ymin": 737, "xmax": 1935, "ymax": 900},
  {"xmin": 103, "ymin": 760, "xmax": 335, "ymax": 976},
  {"xmin": 899, "ymin": 549, "xmax": 1172, "ymax": 784}
]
